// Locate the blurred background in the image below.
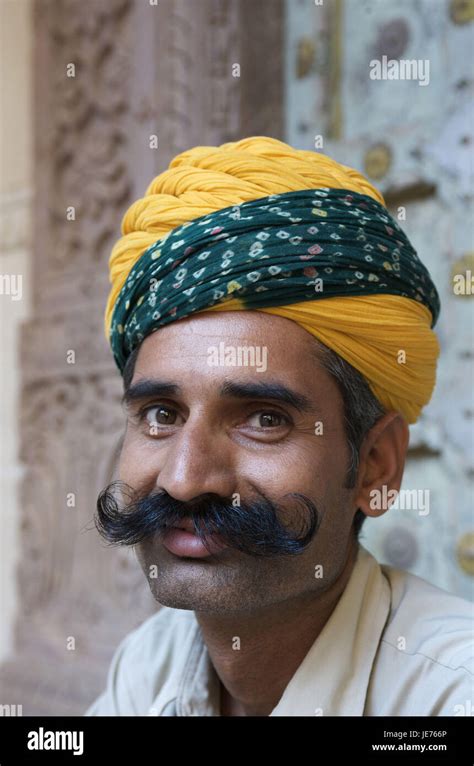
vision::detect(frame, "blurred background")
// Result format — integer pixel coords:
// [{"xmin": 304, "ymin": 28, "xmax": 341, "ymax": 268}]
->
[{"xmin": 0, "ymin": 0, "xmax": 472, "ymax": 715}]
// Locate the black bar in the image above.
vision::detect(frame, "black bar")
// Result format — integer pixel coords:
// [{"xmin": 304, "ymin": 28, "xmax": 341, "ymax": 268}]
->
[{"xmin": 0, "ymin": 715, "xmax": 471, "ymax": 764}]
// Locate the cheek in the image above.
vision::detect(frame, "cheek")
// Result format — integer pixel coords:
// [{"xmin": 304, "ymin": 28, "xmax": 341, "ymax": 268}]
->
[
  {"xmin": 134, "ymin": 538, "xmax": 151, "ymax": 574},
  {"xmin": 238, "ymin": 432, "xmax": 348, "ymax": 497},
  {"xmin": 117, "ymin": 430, "xmax": 154, "ymax": 488}
]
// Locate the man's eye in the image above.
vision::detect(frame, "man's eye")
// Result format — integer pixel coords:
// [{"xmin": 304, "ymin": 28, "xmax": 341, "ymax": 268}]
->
[
  {"xmin": 247, "ymin": 411, "xmax": 288, "ymax": 428},
  {"xmin": 143, "ymin": 405, "xmax": 181, "ymax": 427}
]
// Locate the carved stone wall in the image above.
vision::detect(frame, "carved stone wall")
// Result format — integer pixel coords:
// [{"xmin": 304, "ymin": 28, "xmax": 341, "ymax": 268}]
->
[{"xmin": 0, "ymin": 0, "xmax": 284, "ymax": 715}]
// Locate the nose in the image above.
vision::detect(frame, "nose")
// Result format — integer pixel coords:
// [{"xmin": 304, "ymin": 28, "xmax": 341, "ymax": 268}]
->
[{"xmin": 155, "ymin": 416, "xmax": 238, "ymax": 503}]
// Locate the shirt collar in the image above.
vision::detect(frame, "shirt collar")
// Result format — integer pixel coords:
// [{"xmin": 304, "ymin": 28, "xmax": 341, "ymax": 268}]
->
[
  {"xmin": 150, "ymin": 544, "xmax": 391, "ymax": 716},
  {"xmin": 269, "ymin": 544, "xmax": 391, "ymax": 715}
]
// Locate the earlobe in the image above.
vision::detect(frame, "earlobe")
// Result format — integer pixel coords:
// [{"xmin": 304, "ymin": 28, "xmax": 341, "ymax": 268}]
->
[{"xmin": 352, "ymin": 412, "xmax": 410, "ymax": 520}]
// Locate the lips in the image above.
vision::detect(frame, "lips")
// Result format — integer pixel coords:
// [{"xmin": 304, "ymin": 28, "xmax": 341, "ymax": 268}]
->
[
  {"xmin": 172, "ymin": 518, "xmax": 197, "ymax": 534},
  {"xmin": 161, "ymin": 520, "xmax": 228, "ymax": 559}
]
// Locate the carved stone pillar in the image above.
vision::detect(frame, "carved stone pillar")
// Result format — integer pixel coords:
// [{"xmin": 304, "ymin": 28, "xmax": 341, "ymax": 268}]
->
[{"xmin": 0, "ymin": 0, "xmax": 283, "ymax": 715}]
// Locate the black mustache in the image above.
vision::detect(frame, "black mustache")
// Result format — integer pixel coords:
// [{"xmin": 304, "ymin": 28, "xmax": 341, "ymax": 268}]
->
[{"xmin": 95, "ymin": 481, "xmax": 320, "ymax": 558}]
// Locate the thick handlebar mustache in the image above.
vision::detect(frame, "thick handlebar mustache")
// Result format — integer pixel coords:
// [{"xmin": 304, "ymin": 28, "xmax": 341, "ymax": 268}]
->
[{"xmin": 94, "ymin": 481, "xmax": 319, "ymax": 558}]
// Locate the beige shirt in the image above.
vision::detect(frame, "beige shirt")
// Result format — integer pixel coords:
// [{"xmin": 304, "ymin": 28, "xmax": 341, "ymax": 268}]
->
[{"xmin": 84, "ymin": 545, "xmax": 473, "ymax": 716}]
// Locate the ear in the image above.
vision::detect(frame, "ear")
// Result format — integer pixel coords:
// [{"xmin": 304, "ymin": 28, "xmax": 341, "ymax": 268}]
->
[{"xmin": 352, "ymin": 412, "xmax": 410, "ymax": 520}]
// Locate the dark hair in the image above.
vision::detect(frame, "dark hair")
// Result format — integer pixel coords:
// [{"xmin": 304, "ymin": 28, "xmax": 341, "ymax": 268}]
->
[
  {"xmin": 121, "ymin": 338, "xmax": 386, "ymax": 538},
  {"xmin": 122, "ymin": 345, "xmax": 140, "ymax": 392},
  {"xmin": 314, "ymin": 342, "xmax": 386, "ymax": 537}
]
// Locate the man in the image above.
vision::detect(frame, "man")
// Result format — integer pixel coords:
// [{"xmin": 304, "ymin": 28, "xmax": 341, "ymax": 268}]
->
[{"xmin": 85, "ymin": 136, "xmax": 472, "ymax": 716}]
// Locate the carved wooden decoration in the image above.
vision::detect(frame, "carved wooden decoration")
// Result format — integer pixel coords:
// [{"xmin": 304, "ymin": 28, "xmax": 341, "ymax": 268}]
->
[{"xmin": 0, "ymin": 0, "xmax": 283, "ymax": 715}]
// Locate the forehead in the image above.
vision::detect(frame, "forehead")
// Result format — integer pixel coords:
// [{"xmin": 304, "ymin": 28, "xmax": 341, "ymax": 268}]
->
[{"xmin": 131, "ymin": 310, "xmax": 337, "ymax": 400}]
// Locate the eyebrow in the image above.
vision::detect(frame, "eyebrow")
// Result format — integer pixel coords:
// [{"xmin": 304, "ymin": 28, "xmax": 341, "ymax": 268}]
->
[
  {"xmin": 219, "ymin": 379, "xmax": 314, "ymax": 413},
  {"xmin": 122, "ymin": 380, "xmax": 180, "ymax": 407},
  {"xmin": 123, "ymin": 377, "xmax": 314, "ymax": 413}
]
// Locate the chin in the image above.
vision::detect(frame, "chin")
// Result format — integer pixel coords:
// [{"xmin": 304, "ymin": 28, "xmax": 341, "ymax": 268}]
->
[
  {"xmin": 145, "ymin": 573, "xmax": 254, "ymax": 614},
  {"xmin": 150, "ymin": 588, "xmax": 233, "ymax": 614}
]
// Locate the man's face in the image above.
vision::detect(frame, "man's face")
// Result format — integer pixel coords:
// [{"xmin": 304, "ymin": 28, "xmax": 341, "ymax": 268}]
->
[{"xmin": 118, "ymin": 310, "xmax": 358, "ymax": 614}]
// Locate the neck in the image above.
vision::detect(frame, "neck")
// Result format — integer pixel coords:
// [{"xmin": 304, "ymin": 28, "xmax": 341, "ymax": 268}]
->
[{"xmin": 195, "ymin": 538, "xmax": 359, "ymax": 716}]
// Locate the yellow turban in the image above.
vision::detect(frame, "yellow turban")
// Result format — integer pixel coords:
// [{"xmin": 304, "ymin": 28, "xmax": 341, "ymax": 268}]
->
[{"xmin": 105, "ymin": 136, "xmax": 440, "ymax": 424}]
